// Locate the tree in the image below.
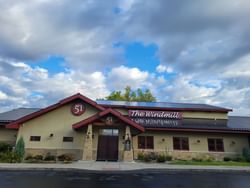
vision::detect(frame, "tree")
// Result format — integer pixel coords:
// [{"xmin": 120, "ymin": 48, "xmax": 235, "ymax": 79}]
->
[
  {"xmin": 15, "ymin": 136, "xmax": 25, "ymax": 160},
  {"xmin": 105, "ymin": 86, "xmax": 156, "ymax": 102}
]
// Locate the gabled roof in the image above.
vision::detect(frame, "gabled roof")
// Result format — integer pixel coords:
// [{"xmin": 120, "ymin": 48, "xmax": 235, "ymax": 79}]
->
[
  {"xmin": 6, "ymin": 93, "xmax": 105, "ymax": 129},
  {"xmin": 72, "ymin": 108, "xmax": 145, "ymax": 132},
  {"xmin": 0, "ymin": 108, "xmax": 40, "ymax": 122},
  {"xmin": 97, "ymin": 100, "xmax": 232, "ymax": 112}
]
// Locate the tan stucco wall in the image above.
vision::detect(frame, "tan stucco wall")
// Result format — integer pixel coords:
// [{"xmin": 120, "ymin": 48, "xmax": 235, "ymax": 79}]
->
[
  {"xmin": 182, "ymin": 112, "xmax": 227, "ymax": 119},
  {"xmin": 0, "ymin": 128, "xmax": 17, "ymax": 145},
  {"xmin": 113, "ymin": 108, "xmax": 129, "ymax": 115},
  {"xmin": 133, "ymin": 131, "xmax": 249, "ymax": 160},
  {"xmin": 17, "ymin": 102, "xmax": 99, "ymax": 154}
]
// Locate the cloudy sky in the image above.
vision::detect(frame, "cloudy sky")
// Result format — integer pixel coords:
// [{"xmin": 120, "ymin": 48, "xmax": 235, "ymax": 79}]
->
[{"xmin": 0, "ymin": 0, "xmax": 250, "ymax": 115}]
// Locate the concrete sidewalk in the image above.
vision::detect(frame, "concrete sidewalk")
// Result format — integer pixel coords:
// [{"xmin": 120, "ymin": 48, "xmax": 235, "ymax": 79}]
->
[{"xmin": 1, "ymin": 161, "xmax": 250, "ymax": 172}]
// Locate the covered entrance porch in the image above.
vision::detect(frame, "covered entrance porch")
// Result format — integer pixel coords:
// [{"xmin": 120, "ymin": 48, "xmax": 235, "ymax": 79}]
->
[
  {"xmin": 72, "ymin": 108, "xmax": 145, "ymax": 161},
  {"xmin": 97, "ymin": 128, "xmax": 119, "ymax": 161}
]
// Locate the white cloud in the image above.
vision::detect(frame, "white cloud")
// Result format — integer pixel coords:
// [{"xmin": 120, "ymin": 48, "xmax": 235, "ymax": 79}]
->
[
  {"xmin": 156, "ymin": 64, "xmax": 173, "ymax": 73},
  {"xmin": 0, "ymin": 0, "xmax": 123, "ymax": 71},
  {"xmin": 107, "ymin": 65, "xmax": 149, "ymax": 90},
  {"xmin": 164, "ymin": 75, "xmax": 219, "ymax": 104},
  {"xmin": 1, "ymin": 0, "xmax": 250, "ymax": 116},
  {"xmin": 223, "ymin": 54, "xmax": 250, "ymax": 78},
  {"xmin": 0, "ymin": 91, "xmax": 8, "ymax": 100},
  {"xmin": 0, "ymin": 58, "xmax": 110, "ymax": 112}
]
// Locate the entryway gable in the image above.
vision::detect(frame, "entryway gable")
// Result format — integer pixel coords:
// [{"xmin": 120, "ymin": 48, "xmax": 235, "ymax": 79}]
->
[{"xmin": 72, "ymin": 108, "xmax": 145, "ymax": 132}]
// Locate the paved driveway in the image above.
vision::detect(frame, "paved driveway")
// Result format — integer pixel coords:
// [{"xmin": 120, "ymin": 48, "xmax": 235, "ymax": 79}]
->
[{"xmin": 1, "ymin": 170, "xmax": 250, "ymax": 188}]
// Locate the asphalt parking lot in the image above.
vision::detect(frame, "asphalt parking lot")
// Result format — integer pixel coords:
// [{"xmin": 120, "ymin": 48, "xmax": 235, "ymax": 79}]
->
[{"xmin": 0, "ymin": 170, "xmax": 250, "ymax": 188}]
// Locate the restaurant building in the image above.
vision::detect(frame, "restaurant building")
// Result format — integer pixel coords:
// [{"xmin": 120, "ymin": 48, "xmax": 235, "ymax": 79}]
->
[{"xmin": 1, "ymin": 93, "xmax": 250, "ymax": 161}]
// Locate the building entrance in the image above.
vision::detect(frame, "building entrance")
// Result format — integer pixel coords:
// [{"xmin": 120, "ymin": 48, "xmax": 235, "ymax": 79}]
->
[{"xmin": 96, "ymin": 129, "xmax": 119, "ymax": 161}]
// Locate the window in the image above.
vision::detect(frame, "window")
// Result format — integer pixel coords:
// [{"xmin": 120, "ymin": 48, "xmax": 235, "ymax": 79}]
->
[
  {"xmin": 173, "ymin": 137, "xmax": 189, "ymax": 150},
  {"xmin": 138, "ymin": 136, "xmax": 154, "ymax": 149},
  {"xmin": 208, "ymin": 138, "xmax": 224, "ymax": 152},
  {"xmin": 30, "ymin": 136, "xmax": 41, "ymax": 142},
  {"xmin": 99, "ymin": 129, "xmax": 119, "ymax": 136},
  {"xmin": 63, "ymin": 137, "xmax": 74, "ymax": 142}
]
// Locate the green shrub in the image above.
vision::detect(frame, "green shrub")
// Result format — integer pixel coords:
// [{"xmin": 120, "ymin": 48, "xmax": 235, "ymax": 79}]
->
[
  {"xmin": 137, "ymin": 152, "xmax": 144, "ymax": 161},
  {"xmin": 57, "ymin": 154, "xmax": 74, "ymax": 161},
  {"xmin": 204, "ymin": 156, "xmax": 215, "ymax": 162},
  {"xmin": 0, "ymin": 143, "xmax": 12, "ymax": 153},
  {"xmin": 242, "ymin": 148, "xmax": 250, "ymax": 162},
  {"xmin": 44, "ymin": 155, "xmax": 56, "ymax": 161},
  {"xmin": 156, "ymin": 154, "xmax": 166, "ymax": 163},
  {"xmin": 143, "ymin": 153, "xmax": 151, "ymax": 162},
  {"xmin": 15, "ymin": 137, "xmax": 25, "ymax": 161},
  {"xmin": 232, "ymin": 156, "xmax": 245, "ymax": 162},
  {"xmin": 165, "ymin": 155, "xmax": 172, "ymax": 161},
  {"xmin": 245, "ymin": 156, "xmax": 250, "ymax": 162},
  {"xmin": 0, "ymin": 151, "xmax": 21, "ymax": 163},
  {"xmin": 25, "ymin": 155, "xmax": 33, "ymax": 160},
  {"xmin": 33, "ymin": 155, "xmax": 43, "ymax": 161},
  {"xmin": 242, "ymin": 148, "xmax": 249, "ymax": 158},
  {"xmin": 192, "ymin": 157, "xmax": 203, "ymax": 162},
  {"xmin": 148, "ymin": 152, "xmax": 157, "ymax": 161},
  {"xmin": 223, "ymin": 157, "xmax": 231, "ymax": 162}
]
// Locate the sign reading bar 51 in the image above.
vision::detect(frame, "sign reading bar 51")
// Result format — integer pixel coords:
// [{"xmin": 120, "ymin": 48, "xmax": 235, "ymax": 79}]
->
[
  {"xmin": 71, "ymin": 103, "xmax": 85, "ymax": 116},
  {"xmin": 129, "ymin": 110, "xmax": 182, "ymax": 119}
]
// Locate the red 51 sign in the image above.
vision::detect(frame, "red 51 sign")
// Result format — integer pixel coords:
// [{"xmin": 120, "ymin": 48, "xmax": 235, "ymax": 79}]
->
[{"xmin": 71, "ymin": 103, "xmax": 85, "ymax": 116}]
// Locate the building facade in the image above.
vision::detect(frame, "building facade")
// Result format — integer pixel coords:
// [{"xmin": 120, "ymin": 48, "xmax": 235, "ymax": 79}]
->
[{"xmin": 1, "ymin": 93, "xmax": 250, "ymax": 161}]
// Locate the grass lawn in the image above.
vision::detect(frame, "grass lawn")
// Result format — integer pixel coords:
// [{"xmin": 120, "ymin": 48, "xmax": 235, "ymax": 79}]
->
[{"xmin": 170, "ymin": 160, "xmax": 250, "ymax": 167}]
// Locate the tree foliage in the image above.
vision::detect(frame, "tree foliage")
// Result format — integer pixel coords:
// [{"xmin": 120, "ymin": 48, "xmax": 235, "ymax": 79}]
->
[{"xmin": 105, "ymin": 86, "xmax": 156, "ymax": 102}]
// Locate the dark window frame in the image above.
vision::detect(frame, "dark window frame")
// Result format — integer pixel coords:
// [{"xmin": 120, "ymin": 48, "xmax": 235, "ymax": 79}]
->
[
  {"xmin": 30, "ymin": 136, "xmax": 41, "ymax": 142},
  {"xmin": 173, "ymin": 137, "xmax": 189, "ymax": 151},
  {"xmin": 208, "ymin": 138, "xmax": 224, "ymax": 152},
  {"xmin": 63, "ymin": 137, "xmax": 74, "ymax": 142},
  {"xmin": 138, "ymin": 136, "xmax": 154, "ymax": 149}
]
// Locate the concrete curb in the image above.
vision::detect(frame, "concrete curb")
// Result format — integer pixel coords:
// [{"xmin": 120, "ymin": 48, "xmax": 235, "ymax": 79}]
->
[
  {"xmin": 1, "ymin": 168, "xmax": 250, "ymax": 173},
  {"xmin": 1, "ymin": 164, "xmax": 250, "ymax": 173}
]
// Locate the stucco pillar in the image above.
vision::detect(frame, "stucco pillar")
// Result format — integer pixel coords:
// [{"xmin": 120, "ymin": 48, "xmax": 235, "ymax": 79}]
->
[
  {"xmin": 82, "ymin": 124, "xmax": 93, "ymax": 160},
  {"xmin": 123, "ymin": 126, "xmax": 134, "ymax": 162}
]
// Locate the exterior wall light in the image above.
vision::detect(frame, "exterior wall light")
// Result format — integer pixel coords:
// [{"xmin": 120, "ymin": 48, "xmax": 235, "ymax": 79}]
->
[
  {"xmin": 231, "ymin": 141, "xmax": 236, "ymax": 145},
  {"xmin": 49, "ymin": 133, "xmax": 54, "ymax": 137},
  {"xmin": 87, "ymin": 131, "xmax": 91, "ymax": 139},
  {"xmin": 162, "ymin": 138, "xmax": 165, "ymax": 142},
  {"xmin": 197, "ymin": 140, "xmax": 200, "ymax": 143}
]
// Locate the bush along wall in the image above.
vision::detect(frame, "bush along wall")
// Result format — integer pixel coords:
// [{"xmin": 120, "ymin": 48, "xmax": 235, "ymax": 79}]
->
[
  {"xmin": 0, "ymin": 140, "xmax": 25, "ymax": 163},
  {"xmin": 137, "ymin": 152, "xmax": 172, "ymax": 163}
]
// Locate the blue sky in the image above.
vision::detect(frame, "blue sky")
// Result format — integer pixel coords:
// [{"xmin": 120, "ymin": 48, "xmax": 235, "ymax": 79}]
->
[
  {"xmin": 27, "ymin": 56, "xmax": 67, "ymax": 75},
  {"xmin": 124, "ymin": 42, "xmax": 159, "ymax": 72},
  {"xmin": 0, "ymin": 0, "xmax": 250, "ymax": 115}
]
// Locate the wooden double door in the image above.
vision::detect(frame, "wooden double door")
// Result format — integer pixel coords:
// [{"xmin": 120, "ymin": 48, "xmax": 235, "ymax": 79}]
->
[{"xmin": 97, "ymin": 135, "xmax": 119, "ymax": 161}]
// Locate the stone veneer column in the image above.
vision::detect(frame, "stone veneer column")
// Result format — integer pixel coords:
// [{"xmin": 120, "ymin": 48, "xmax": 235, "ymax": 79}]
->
[
  {"xmin": 82, "ymin": 124, "xmax": 93, "ymax": 160},
  {"xmin": 123, "ymin": 126, "xmax": 134, "ymax": 162}
]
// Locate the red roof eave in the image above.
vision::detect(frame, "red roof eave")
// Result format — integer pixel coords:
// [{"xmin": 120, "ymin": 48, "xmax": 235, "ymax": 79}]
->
[{"xmin": 146, "ymin": 127, "xmax": 250, "ymax": 134}]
